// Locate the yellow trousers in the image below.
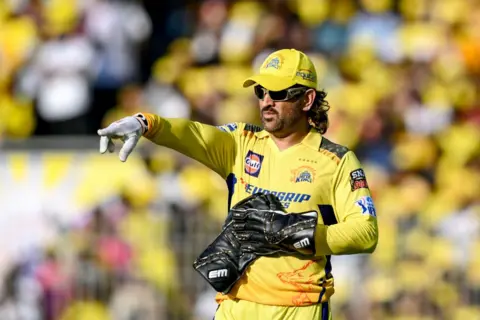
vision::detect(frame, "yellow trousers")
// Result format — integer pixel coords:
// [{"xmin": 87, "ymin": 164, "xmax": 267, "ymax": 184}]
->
[{"xmin": 214, "ymin": 299, "xmax": 332, "ymax": 320}]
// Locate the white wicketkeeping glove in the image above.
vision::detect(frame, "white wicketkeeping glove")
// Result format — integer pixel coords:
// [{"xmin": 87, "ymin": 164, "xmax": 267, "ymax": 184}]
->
[{"xmin": 97, "ymin": 113, "xmax": 149, "ymax": 162}]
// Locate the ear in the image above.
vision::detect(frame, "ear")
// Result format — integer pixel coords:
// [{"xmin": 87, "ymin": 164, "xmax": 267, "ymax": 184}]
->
[{"xmin": 302, "ymin": 89, "xmax": 316, "ymax": 112}]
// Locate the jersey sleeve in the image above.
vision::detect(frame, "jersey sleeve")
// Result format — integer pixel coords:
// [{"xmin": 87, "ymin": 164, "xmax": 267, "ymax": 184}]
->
[
  {"xmin": 143, "ymin": 114, "xmax": 238, "ymax": 179},
  {"xmin": 314, "ymin": 151, "xmax": 379, "ymax": 256}
]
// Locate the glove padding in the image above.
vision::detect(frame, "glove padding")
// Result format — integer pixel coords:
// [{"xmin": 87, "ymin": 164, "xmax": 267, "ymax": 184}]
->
[
  {"xmin": 193, "ymin": 193, "xmax": 318, "ymax": 294},
  {"xmin": 231, "ymin": 193, "xmax": 318, "ymax": 257},
  {"xmin": 193, "ymin": 196, "xmax": 263, "ymax": 294},
  {"xmin": 192, "ymin": 225, "xmax": 256, "ymax": 294}
]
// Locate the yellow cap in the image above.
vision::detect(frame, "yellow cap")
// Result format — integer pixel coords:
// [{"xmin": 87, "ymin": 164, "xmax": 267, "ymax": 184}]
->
[{"xmin": 243, "ymin": 49, "xmax": 317, "ymax": 91}]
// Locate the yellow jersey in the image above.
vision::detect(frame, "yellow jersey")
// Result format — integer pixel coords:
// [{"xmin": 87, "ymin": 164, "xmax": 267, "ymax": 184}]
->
[{"xmin": 143, "ymin": 115, "xmax": 378, "ymax": 307}]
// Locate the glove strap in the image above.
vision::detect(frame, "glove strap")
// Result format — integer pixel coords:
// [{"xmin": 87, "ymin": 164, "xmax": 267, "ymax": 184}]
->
[{"xmin": 134, "ymin": 113, "xmax": 149, "ymax": 134}]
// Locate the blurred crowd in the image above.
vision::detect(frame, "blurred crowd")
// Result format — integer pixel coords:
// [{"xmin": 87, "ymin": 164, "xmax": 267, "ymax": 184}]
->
[{"xmin": 1, "ymin": 0, "xmax": 480, "ymax": 319}]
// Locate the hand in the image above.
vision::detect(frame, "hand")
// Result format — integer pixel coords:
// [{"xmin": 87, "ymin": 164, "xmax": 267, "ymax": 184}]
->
[
  {"xmin": 231, "ymin": 194, "xmax": 318, "ymax": 257},
  {"xmin": 193, "ymin": 226, "xmax": 257, "ymax": 294},
  {"xmin": 97, "ymin": 114, "xmax": 148, "ymax": 162},
  {"xmin": 193, "ymin": 193, "xmax": 283, "ymax": 293}
]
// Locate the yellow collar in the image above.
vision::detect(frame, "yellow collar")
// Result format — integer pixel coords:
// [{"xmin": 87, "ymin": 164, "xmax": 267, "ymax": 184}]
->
[{"xmin": 255, "ymin": 128, "xmax": 322, "ymax": 151}]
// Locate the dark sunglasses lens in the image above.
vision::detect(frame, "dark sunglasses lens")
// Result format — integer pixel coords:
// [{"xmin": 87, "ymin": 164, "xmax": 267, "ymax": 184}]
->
[
  {"xmin": 268, "ymin": 90, "xmax": 289, "ymax": 101},
  {"xmin": 254, "ymin": 86, "xmax": 265, "ymax": 99}
]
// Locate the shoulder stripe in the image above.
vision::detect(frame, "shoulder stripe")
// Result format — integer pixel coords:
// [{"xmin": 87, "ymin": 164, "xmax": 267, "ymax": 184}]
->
[
  {"xmin": 319, "ymin": 137, "xmax": 349, "ymax": 161},
  {"xmin": 244, "ymin": 124, "xmax": 263, "ymax": 133}
]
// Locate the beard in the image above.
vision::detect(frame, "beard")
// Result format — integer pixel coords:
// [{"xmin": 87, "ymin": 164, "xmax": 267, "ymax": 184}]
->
[
  {"xmin": 261, "ymin": 114, "xmax": 283, "ymax": 132},
  {"xmin": 261, "ymin": 103, "xmax": 304, "ymax": 134}
]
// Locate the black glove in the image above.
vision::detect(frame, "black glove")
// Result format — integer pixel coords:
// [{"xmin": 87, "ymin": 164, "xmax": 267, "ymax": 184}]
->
[
  {"xmin": 193, "ymin": 195, "xmax": 266, "ymax": 294},
  {"xmin": 193, "ymin": 225, "xmax": 256, "ymax": 294},
  {"xmin": 231, "ymin": 193, "xmax": 318, "ymax": 257}
]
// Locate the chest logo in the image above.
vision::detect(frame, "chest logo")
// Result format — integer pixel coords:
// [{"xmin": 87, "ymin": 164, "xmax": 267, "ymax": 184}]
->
[
  {"xmin": 245, "ymin": 151, "xmax": 264, "ymax": 177},
  {"xmin": 291, "ymin": 166, "xmax": 316, "ymax": 183}
]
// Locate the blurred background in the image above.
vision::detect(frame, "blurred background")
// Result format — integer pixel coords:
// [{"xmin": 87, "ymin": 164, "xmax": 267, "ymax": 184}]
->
[{"xmin": 1, "ymin": 0, "xmax": 480, "ymax": 319}]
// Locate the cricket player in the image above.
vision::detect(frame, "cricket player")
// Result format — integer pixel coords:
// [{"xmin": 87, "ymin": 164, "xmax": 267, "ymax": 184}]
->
[{"xmin": 98, "ymin": 49, "xmax": 379, "ymax": 319}]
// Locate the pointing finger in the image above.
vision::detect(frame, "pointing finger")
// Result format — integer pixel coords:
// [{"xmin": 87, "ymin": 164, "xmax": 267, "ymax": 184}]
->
[
  {"xmin": 119, "ymin": 136, "xmax": 139, "ymax": 162},
  {"xmin": 99, "ymin": 136, "xmax": 111, "ymax": 154},
  {"xmin": 97, "ymin": 123, "xmax": 117, "ymax": 137}
]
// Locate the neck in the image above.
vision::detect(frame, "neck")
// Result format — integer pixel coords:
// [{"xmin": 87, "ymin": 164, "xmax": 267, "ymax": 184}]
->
[{"xmin": 269, "ymin": 123, "xmax": 311, "ymax": 151}]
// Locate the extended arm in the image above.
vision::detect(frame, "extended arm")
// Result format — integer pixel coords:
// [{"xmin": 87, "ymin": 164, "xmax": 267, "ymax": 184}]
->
[
  {"xmin": 142, "ymin": 114, "xmax": 236, "ymax": 177},
  {"xmin": 98, "ymin": 113, "xmax": 238, "ymax": 178}
]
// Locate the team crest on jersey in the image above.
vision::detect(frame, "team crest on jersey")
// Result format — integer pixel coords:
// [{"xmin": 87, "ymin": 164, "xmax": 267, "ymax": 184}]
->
[
  {"xmin": 245, "ymin": 151, "xmax": 264, "ymax": 177},
  {"xmin": 291, "ymin": 166, "xmax": 316, "ymax": 183}
]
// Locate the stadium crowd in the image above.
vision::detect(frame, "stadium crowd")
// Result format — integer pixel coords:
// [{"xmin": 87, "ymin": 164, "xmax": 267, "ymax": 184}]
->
[{"xmin": 0, "ymin": 0, "xmax": 480, "ymax": 319}]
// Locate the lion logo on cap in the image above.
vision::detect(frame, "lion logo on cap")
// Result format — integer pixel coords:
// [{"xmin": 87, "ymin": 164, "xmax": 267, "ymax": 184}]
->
[{"xmin": 263, "ymin": 55, "xmax": 283, "ymax": 70}]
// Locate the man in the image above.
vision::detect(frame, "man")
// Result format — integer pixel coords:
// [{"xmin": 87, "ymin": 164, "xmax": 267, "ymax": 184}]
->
[{"xmin": 98, "ymin": 49, "xmax": 379, "ymax": 319}]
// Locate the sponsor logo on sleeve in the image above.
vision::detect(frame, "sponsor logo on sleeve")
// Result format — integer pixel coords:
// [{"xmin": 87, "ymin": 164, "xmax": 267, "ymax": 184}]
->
[
  {"xmin": 244, "ymin": 151, "xmax": 264, "ymax": 177},
  {"xmin": 216, "ymin": 123, "xmax": 238, "ymax": 132},
  {"xmin": 350, "ymin": 168, "xmax": 369, "ymax": 191},
  {"xmin": 355, "ymin": 196, "xmax": 377, "ymax": 217}
]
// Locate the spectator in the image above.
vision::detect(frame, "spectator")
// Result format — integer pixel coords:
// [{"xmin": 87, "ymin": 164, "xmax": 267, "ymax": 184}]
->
[
  {"xmin": 0, "ymin": 0, "xmax": 479, "ymax": 319},
  {"xmin": 18, "ymin": 0, "xmax": 97, "ymax": 135}
]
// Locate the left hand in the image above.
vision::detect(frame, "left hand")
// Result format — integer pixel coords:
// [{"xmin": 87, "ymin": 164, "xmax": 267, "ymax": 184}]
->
[{"xmin": 230, "ymin": 194, "xmax": 318, "ymax": 257}]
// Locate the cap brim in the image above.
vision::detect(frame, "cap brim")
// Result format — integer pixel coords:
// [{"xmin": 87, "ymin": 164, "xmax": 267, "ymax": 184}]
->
[{"xmin": 243, "ymin": 74, "xmax": 296, "ymax": 91}]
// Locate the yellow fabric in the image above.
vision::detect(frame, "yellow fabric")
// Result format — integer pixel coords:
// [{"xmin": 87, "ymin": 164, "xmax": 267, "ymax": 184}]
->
[
  {"xmin": 360, "ymin": 0, "xmax": 393, "ymax": 13},
  {"xmin": 218, "ymin": 2, "xmax": 264, "ymax": 64},
  {"xmin": 453, "ymin": 307, "xmax": 480, "ymax": 320},
  {"xmin": 73, "ymin": 154, "xmax": 151, "ymax": 208},
  {"xmin": 136, "ymin": 246, "xmax": 178, "ymax": 292},
  {"xmin": 243, "ymin": 49, "xmax": 318, "ymax": 91},
  {"xmin": 0, "ymin": 93, "xmax": 36, "ymax": 138},
  {"xmin": 60, "ymin": 301, "xmax": 110, "ymax": 320},
  {"xmin": 143, "ymin": 114, "xmax": 378, "ymax": 307},
  {"xmin": 41, "ymin": 153, "xmax": 75, "ymax": 189},
  {"xmin": 314, "ymin": 151, "xmax": 378, "ymax": 255},
  {"xmin": 0, "ymin": 16, "xmax": 37, "ymax": 76},
  {"xmin": 42, "ymin": 0, "xmax": 79, "ymax": 35},
  {"xmin": 215, "ymin": 298, "xmax": 331, "ymax": 320},
  {"xmin": 120, "ymin": 209, "xmax": 170, "ymax": 250},
  {"xmin": 294, "ymin": 0, "xmax": 330, "ymax": 27}
]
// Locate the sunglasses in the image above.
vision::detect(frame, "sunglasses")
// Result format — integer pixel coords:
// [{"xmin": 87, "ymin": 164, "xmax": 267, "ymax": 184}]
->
[{"xmin": 254, "ymin": 86, "xmax": 307, "ymax": 101}]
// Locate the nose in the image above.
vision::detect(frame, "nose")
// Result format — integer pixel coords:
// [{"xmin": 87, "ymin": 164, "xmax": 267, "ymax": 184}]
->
[{"xmin": 260, "ymin": 92, "xmax": 274, "ymax": 106}]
